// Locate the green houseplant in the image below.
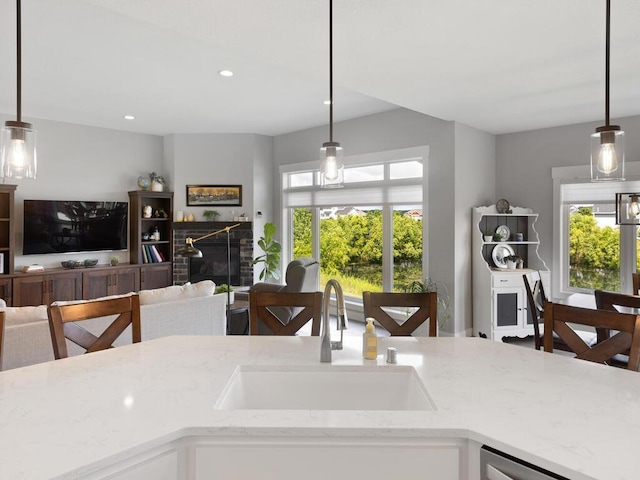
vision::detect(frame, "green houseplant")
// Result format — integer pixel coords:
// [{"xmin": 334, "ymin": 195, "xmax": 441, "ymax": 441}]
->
[
  {"xmin": 406, "ymin": 277, "xmax": 451, "ymax": 329},
  {"xmin": 203, "ymin": 209, "xmax": 220, "ymax": 221},
  {"xmin": 215, "ymin": 284, "xmax": 235, "ymax": 304},
  {"xmin": 215, "ymin": 284, "xmax": 234, "ymax": 294},
  {"xmin": 252, "ymin": 222, "xmax": 282, "ymax": 281}
]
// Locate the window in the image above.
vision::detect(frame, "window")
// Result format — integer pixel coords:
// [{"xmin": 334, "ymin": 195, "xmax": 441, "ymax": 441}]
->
[
  {"xmin": 567, "ymin": 203, "xmax": 620, "ymax": 292},
  {"xmin": 283, "ymin": 146, "xmax": 428, "ymax": 303},
  {"xmin": 553, "ymin": 167, "xmax": 640, "ymax": 296}
]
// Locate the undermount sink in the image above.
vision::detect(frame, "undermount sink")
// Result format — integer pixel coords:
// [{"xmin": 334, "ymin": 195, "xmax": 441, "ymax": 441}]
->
[{"xmin": 214, "ymin": 364, "xmax": 436, "ymax": 411}]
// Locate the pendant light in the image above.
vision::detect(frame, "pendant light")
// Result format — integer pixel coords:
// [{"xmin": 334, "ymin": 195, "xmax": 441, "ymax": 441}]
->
[
  {"xmin": 0, "ymin": 0, "xmax": 37, "ymax": 180},
  {"xmin": 591, "ymin": 0, "xmax": 623, "ymax": 182},
  {"xmin": 615, "ymin": 193, "xmax": 640, "ymax": 225},
  {"xmin": 320, "ymin": 0, "xmax": 344, "ymax": 188}
]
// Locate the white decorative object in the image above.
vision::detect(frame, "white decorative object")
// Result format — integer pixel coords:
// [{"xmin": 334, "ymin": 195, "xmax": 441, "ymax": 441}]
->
[
  {"xmin": 176, "ymin": 211, "xmax": 184, "ymax": 222},
  {"xmin": 151, "ymin": 181, "xmax": 163, "ymax": 192},
  {"xmin": 143, "ymin": 205, "xmax": 152, "ymax": 218}
]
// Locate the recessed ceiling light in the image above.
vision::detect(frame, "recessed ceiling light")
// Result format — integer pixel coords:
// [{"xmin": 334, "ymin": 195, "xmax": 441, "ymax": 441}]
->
[
  {"xmin": 218, "ymin": 70, "xmax": 234, "ymax": 77},
  {"xmin": 124, "ymin": 115, "xmax": 135, "ymax": 120}
]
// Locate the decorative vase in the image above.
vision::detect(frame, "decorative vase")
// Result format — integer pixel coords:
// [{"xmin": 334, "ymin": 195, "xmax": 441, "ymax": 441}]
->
[
  {"xmin": 151, "ymin": 181, "xmax": 163, "ymax": 192},
  {"xmin": 506, "ymin": 260, "xmax": 517, "ymax": 269},
  {"xmin": 137, "ymin": 176, "xmax": 150, "ymax": 190}
]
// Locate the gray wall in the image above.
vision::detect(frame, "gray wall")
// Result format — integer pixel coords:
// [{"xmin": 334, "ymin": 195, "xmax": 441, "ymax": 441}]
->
[
  {"xmin": 454, "ymin": 123, "xmax": 496, "ymax": 334},
  {"xmin": 0, "ymin": 113, "xmax": 163, "ymax": 269},
  {"xmin": 496, "ymin": 114, "xmax": 640, "ymax": 274}
]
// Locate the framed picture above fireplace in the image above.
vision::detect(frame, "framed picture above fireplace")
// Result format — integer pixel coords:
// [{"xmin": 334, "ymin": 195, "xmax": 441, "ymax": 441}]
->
[{"xmin": 186, "ymin": 185, "xmax": 242, "ymax": 207}]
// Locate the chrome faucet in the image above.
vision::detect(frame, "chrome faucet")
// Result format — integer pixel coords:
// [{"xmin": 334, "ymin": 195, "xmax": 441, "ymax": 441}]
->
[{"xmin": 320, "ymin": 279, "xmax": 349, "ymax": 362}]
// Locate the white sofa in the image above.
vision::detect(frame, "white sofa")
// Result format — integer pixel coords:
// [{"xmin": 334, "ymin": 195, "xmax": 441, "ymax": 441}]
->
[{"xmin": 0, "ymin": 280, "xmax": 227, "ymax": 371}]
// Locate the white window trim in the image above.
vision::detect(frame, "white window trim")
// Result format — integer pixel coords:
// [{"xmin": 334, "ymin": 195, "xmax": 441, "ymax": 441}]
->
[{"xmin": 552, "ymin": 161, "xmax": 640, "ymax": 300}]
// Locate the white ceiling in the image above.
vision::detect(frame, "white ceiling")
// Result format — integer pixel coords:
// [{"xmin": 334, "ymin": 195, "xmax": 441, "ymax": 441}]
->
[{"xmin": 0, "ymin": 0, "xmax": 639, "ymax": 137}]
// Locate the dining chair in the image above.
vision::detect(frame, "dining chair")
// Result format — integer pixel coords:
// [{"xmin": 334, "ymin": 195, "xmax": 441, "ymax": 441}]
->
[
  {"xmin": 249, "ymin": 291, "xmax": 322, "ymax": 335},
  {"xmin": 523, "ymin": 272, "xmax": 597, "ymax": 351},
  {"xmin": 249, "ymin": 257, "xmax": 320, "ymax": 327},
  {"xmin": 47, "ymin": 294, "xmax": 141, "ymax": 359},
  {"xmin": 543, "ymin": 301, "xmax": 640, "ymax": 371},
  {"xmin": 593, "ymin": 289, "xmax": 640, "ymax": 362},
  {"xmin": 522, "ymin": 271, "xmax": 547, "ymax": 350},
  {"xmin": 362, "ymin": 291, "xmax": 437, "ymax": 336},
  {"xmin": 595, "ymin": 289, "xmax": 640, "ymax": 313},
  {"xmin": 632, "ymin": 273, "xmax": 640, "ymax": 296}
]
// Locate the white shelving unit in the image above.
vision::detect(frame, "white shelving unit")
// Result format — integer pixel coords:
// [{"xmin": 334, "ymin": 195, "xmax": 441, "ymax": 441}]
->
[{"xmin": 472, "ymin": 205, "xmax": 550, "ymax": 342}]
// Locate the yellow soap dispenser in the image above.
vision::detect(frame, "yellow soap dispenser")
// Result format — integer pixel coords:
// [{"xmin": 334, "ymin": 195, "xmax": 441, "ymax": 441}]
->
[{"xmin": 363, "ymin": 317, "xmax": 378, "ymax": 359}]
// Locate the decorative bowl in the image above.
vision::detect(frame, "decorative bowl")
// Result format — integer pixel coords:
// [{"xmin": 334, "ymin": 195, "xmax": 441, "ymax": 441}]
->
[
  {"xmin": 61, "ymin": 260, "xmax": 83, "ymax": 269},
  {"xmin": 84, "ymin": 259, "xmax": 98, "ymax": 267}
]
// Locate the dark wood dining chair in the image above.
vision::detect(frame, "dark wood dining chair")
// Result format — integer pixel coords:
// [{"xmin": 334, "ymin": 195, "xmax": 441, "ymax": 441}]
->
[
  {"xmin": 249, "ymin": 291, "xmax": 322, "ymax": 335},
  {"xmin": 543, "ymin": 301, "xmax": 640, "ymax": 371},
  {"xmin": 522, "ymin": 271, "xmax": 547, "ymax": 350},
  {"xmin": 594, "ymin": 289, "xmax": 640, "ymax": 361},
  {"xmin": 362, "ymin": 291, "xmax": 437, "ymax": 336},
  {"xmin": 632, "ymin": 273, "xmax": 640, "ymax": 296},
  {"xmin": 523, "ymin": 272, "xmax": 596, "ymax": 351},
  {"xmin": 595, "ymin": 289, "xmax": 640, "ymax": 313},
  {"xmin": 47, "ymin": 294, "xmax": 141, "ymax": 359}
]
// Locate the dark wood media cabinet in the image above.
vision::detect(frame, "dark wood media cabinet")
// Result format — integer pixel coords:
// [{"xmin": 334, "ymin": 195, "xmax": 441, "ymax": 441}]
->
[{"xmin": 2, "ymin": 262, "xmax": 172, "ymax": 307}]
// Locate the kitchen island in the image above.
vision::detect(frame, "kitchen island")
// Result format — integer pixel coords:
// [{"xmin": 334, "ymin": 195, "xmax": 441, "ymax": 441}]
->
[{"xmin": 1, "ymin": 335, "xmax": 638, "ymax": 479}]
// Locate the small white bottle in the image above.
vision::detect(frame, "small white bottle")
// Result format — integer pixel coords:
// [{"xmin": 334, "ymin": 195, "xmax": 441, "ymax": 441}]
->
[{"xmin": 363, "ymin": 317, "xmax": 378, "ymax": 359}]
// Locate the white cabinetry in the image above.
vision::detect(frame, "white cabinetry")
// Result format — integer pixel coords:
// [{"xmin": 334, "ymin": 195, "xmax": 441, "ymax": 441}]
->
[{"xmin": 472, "ymin": 205, "xmax": 549, "ymax": 342}]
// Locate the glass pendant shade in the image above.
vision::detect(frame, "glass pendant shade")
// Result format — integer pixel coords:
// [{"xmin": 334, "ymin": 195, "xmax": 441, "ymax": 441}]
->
[
  {"xmin": 0, "ymin": 121, "xmax": 37, "ymax": 179},
  {"xmin": 616, "ymin": 193, "xmax": 640, "ymax": 225},
  {"xmin": 320, "ymin": 141, "xmax": 344, "ymax": 188},
  {"xmin": 590, "ymin": 127, "xmax": 624, "ymax": 181}
]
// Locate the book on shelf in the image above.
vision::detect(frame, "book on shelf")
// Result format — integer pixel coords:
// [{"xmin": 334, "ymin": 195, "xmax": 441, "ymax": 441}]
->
[{"xmin": 149, "ymin": 245, "xmax": 163, "ymax": 263}]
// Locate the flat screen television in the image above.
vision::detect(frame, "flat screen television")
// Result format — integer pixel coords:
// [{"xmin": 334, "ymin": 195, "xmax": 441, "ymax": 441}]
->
[{"xmin": 23, "ymin": 200, "xmax": 128, "ymax": 255}]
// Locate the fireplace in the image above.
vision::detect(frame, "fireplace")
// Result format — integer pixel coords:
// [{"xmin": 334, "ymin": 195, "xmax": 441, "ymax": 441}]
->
[
  {"xmin": 173, "ymin": 221, "xmax": 253, "ymax": 286},
  {"xmin": 189, "ymin": 240, "xmax": 240, "ymax": 285}
]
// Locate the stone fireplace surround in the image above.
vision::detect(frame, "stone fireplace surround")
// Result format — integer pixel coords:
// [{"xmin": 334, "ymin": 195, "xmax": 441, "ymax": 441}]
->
[{"xmin": 173, "ymin": 222, "xmax": 253, "ymax": 286}]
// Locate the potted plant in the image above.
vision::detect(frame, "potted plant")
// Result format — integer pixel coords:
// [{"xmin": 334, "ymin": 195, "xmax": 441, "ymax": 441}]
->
[
  {"xmin": 252, "ymin": 222, "xmax": 282, "ymax": 281},
  {"xmin": 110, "ymin": 256, "xmax": 119, "ymax": 266},
  {"xmin": 203, "ymin": 209, "xmax": 220, "ymax": 221},
  {"xmin": 215, "ymin": 284, "xmax": 234, "ymax": 304},
  {"xmin": 149, "ymin": 172, "xmax": 166, "ymax": 192},
  {"xmin": 406, "ymin": 277, "xmax": 451, "ymax": 330}
]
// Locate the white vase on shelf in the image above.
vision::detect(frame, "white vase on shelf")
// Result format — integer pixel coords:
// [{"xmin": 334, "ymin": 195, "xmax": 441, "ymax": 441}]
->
[{"xmin": 151, "ymin": 181, "xmax": 163, "ymax": 192}]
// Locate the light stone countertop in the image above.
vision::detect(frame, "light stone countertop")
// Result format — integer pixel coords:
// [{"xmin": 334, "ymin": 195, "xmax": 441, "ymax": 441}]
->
[{"xmin": 1, "ymin": 335, "xmax": 639, "ymax": 480}]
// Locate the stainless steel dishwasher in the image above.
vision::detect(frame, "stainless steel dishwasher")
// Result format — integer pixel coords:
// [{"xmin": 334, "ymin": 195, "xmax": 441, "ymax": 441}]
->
[{"xmin": 481, "ymin": 446, "xmax": 570, "ymax": 480}]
